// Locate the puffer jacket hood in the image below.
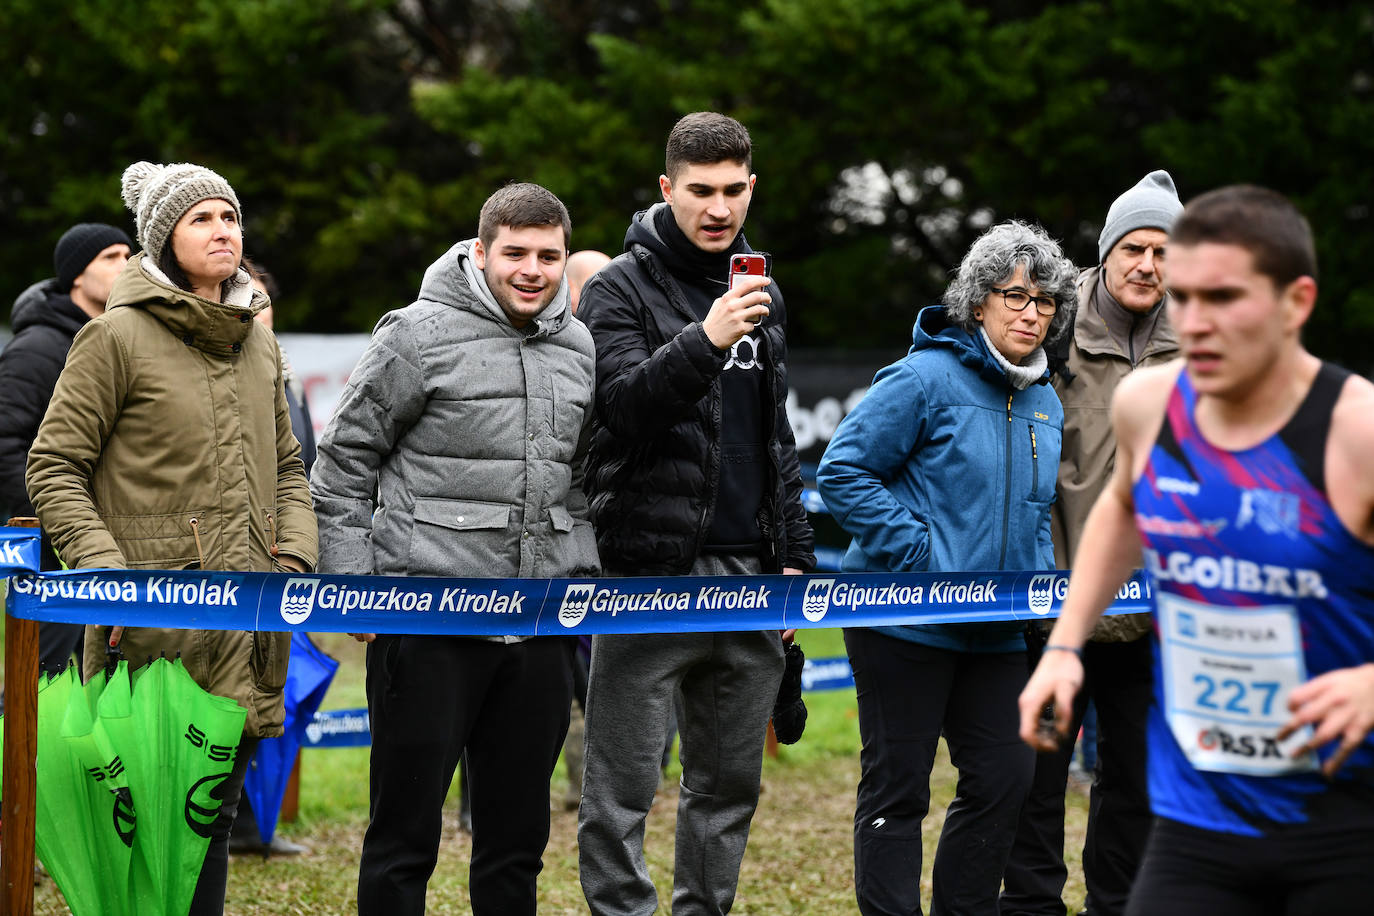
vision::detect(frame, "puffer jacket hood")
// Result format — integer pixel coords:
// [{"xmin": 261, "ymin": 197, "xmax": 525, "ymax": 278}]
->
[
  {"xmin": 624, "ymin": 204, "xmax": 666, "ymax": 256},
  {"xmin": 423, "ymin": 238, "xmax": 573, "ymax": 338},
  {"xmin": 911, "ymin": 305, "xmax": 1052, "ymax": 388},
  {"xmin": 10, "ymin": 278, "xmax": 86, "ymax": 339}
]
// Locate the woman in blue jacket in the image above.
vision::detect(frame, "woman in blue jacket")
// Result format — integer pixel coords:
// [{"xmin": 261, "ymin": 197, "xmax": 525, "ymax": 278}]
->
[{"xmin": 819, "ymin": 221, "xmax": 1077, "ymax": 915}]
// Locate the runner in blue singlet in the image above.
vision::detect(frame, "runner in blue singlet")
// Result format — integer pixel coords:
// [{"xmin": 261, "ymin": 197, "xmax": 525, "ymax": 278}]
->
[{"xmin": 1019, "ymin": 185, "xmax": 1374, "ymax": 916}]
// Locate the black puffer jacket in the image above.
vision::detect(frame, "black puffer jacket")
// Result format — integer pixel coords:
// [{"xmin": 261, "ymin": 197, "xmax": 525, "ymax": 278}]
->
[
  {"xmin": 579, "ymin": 207, "xmax": 815, "ymax": 575},
  {"xmin": 0, "ymin": 279, "xmax": 89, "ymax": 521}
]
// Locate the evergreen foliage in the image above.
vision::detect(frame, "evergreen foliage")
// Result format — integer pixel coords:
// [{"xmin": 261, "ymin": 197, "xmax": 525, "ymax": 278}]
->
[{"xmin": 4, "ymin": 1, "xmax": 1370, "ymax": 366}]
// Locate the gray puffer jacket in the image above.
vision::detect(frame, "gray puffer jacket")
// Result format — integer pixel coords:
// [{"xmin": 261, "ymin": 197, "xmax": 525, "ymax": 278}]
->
[{"xmin": 311, "ymin": 240, "xmax": 601, "ymax": 607}]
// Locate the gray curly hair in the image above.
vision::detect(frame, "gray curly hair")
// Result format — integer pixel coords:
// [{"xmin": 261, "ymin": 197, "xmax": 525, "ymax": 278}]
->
[{"xmin": 943, "ymin": 220, "xmax": 1078, "ymax": 345}]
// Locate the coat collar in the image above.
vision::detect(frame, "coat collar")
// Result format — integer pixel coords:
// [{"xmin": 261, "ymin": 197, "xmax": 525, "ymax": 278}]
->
[
  {"xmin": 106, "ymin": 254, "xmax": 264, "ymax": 357},
  {"xmin": 1073, "ymin": 265, "xmax": 1177, "ymax": 360}
]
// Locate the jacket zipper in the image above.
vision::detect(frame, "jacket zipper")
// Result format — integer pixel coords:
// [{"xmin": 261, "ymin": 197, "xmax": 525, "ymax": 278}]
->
[
  {"xmin": 999, "ymin": 392, "xmax": 1012, "ymax": 569},
  {"xmin": 1028, "ymin": 423, "xmax": 1040, "ymax": 500}
]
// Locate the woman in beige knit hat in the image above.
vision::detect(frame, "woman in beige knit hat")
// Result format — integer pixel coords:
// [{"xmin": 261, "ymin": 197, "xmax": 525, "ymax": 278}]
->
[{"xmin": 26, "ymin": 161, "xmax": 318, "ymax": 915}]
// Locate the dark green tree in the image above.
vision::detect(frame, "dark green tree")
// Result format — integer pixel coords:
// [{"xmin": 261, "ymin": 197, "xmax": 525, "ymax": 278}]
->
[{"xmin": 4, "ymin": 0, "xmax": 1371, "ymax": 370}]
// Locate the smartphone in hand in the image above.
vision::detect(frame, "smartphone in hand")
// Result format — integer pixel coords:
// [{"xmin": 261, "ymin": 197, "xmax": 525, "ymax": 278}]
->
[{"xmin": 728, "ymin": 253, "xmax": 768, "ymax": 292}]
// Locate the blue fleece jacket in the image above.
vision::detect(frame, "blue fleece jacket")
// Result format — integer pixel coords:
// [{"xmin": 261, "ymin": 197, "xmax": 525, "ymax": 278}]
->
[{"xmin": 817, "ymin": 306, "xmax": 1062, "ymax": 652}]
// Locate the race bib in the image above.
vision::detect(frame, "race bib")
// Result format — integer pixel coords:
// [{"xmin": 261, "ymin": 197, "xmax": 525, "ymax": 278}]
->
[{"xmin": 1157, "ymin": 592, "xmax": 1318, "ymax": 776}]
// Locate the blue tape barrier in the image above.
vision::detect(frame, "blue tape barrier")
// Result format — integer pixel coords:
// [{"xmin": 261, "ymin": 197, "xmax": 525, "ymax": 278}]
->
[
  {"xmin": 0, "ymin": 528, "xmax": 42, "ymax": 575},
  {"xmin": 1, "ymin": 529, "xmax": 1151, "ymax": 636}
]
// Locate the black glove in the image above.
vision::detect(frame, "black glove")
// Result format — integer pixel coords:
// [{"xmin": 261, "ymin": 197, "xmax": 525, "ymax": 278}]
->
[{"xmin": 771, "ymin": 641, "xmax": 808, "ymax": 744}]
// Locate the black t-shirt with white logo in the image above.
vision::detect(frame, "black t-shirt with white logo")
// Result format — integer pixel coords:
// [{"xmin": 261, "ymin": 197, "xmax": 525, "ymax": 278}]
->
[{"xmin": 646, "ymin": 206, "xmax": 767, "ymax": 552}]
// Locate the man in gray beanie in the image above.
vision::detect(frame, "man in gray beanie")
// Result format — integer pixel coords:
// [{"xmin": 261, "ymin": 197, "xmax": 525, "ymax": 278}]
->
[
  {"xmin": 0, "ymin": 221, "xmax": 130, "ymax": 677},
  {"xmin": 1002, "ymin": 170, "xmax": 1183, "ymax": 916}
]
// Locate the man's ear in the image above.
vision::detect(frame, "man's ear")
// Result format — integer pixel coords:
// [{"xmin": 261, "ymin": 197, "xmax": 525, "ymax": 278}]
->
[
  {"xmin": 473, "ymin": 238, "xmax": 486, "ymax": 270},
  {"xmin": 659, "ymin": 174, "xmax": 673, "ymax": 204},
  {"xmin": 1281, "ymin": 275, "xmax": 1318, "ymax": 335}
]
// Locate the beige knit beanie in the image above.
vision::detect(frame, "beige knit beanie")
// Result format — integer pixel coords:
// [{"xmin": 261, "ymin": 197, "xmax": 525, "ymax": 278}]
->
[{"xmin": 120, "ymin": 161, "xmax": 242, "ymax": 265}]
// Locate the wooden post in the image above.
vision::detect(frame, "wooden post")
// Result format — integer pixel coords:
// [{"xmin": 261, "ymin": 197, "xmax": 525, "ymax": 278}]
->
[{"xmin": 1, "ymin": 517, "xmax": 41, "ymax": 916}]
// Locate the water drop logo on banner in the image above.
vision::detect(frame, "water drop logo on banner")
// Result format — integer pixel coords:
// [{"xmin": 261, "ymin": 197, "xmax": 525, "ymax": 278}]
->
[
  {"xmin": 559, "ymin": 583, "xmax": 595, "ymax": 628},
  {"xmin": 281, "ymin": 578, "xmax": 318, "ymax": 625}
]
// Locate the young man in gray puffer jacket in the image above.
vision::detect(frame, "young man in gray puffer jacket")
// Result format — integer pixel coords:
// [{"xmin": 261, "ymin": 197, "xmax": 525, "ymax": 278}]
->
[{"xmin": 311, "ymin": 183, "xmax": 599, "ymax": 916}]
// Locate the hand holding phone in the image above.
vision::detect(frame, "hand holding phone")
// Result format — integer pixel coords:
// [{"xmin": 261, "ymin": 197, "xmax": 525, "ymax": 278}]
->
[
  {"xmin": 729, "ymin": 254, "xmax": 770, "ymax": 325},
  {"xmin": 704, "ymin": 253, "xmax": 772, "ymax": 349}
]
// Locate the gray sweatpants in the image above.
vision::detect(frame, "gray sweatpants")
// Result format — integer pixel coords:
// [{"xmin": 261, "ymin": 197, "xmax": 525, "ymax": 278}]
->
[{"xmin": 578, "ymin": 553, "xmax": 785, "ymax": 916}]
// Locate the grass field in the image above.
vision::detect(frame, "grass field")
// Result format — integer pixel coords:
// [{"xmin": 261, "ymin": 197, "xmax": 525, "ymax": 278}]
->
[{"xmin": 9, "ymin": 625, "xmax": 1091, "ymax": 914}]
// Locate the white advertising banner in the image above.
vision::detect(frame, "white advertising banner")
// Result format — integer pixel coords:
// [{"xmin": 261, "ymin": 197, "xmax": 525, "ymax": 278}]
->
[{"xmin": 277, "ymin": 333, "xmax": 371, "ymax": 436}]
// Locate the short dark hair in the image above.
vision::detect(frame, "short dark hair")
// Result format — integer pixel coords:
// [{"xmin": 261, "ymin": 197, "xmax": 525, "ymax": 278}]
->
[
  {"xmin": 665, "ymin": 112, "xmax": 752, "ymax": 181},
  {"xmin": 1170, "ymin": 185, "xmax": 1317, "ymax": 286},
  {"xmin": 477, "ymin": 183, "xmax": 571, "ymax": 251}
]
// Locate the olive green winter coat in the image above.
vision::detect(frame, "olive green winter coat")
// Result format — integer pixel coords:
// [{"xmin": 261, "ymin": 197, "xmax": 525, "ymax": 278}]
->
[{"xmin": 26, "ymin": 254, "xmax": 318, "ymax": 737}]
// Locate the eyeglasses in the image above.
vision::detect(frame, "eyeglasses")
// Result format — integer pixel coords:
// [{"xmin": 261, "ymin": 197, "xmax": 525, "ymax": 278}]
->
[{"xmin": 990, "ymin": 286, "xmax": 1057, "ymax": 317}]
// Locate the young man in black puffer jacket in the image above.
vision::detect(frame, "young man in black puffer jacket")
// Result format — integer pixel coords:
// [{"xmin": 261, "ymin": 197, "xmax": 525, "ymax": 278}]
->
[{"xmin": 577, "ymin": 111, "xmax": 814, "ymax": 916}]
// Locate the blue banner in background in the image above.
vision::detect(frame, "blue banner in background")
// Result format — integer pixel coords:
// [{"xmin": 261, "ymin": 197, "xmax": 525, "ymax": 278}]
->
[
  {"xmin": 302, "ymin": 708, "xmax": 372, "ymax": 748},
  {"xmin": 800, "ymin": 656, "xmax": 857, "ymax": 692}
]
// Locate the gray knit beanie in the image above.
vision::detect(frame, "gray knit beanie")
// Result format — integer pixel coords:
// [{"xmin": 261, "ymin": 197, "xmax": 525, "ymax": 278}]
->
[
  {"xmin": 1097, "ymin": 170, "xmax": 1183, "ymax": 263},
  {"xmin": 120, "ymin": 161, "xmax": 241, "ymax": 265}
]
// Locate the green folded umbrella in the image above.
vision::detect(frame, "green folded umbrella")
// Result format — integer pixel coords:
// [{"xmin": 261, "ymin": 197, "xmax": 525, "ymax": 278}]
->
[
  {"xmin": 123, "ymin": 658, "xmax": 246, "ymax": 916},
  {"xmin": 18, "ymin": 666, "xmax": 131, "ymax": 916},
  {"xmin": 57, "ymin": 663, "xmax": 136, "ymax": 916}
]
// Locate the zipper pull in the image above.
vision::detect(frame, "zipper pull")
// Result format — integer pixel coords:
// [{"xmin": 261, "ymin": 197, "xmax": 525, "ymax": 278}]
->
[
  {"xmin": 1030, "ymin": 424, "xmax": 1038, "ymax": 460},
  {"xmin": 1006, "ymin": 392, "xmax": 1013, "ymax": 420},
  {"xmin": 189, "ymin": 516, "xmax": 205, "ymax": 568}
]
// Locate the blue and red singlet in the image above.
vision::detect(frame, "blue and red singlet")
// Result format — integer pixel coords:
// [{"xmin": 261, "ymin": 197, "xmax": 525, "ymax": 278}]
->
[{"xmin": 1133, "ymin": 362, "xmax": 1374, "ymax": 836}]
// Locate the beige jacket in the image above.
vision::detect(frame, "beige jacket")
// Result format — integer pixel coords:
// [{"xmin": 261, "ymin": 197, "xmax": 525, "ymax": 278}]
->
[
  {"xmin": 1051, "ymin": 266, "xmax": 1177, "ymax": 642},
  {"xmin": 27, "ymin": 255, "xmax": 318, "ymax": 737}
]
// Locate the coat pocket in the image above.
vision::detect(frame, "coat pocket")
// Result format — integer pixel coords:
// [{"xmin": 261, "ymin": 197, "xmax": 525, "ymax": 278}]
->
[
  {"xmin": 412, "ymin": 497, "xmax": 511, "ymax": 530},
  {"xmin": 407, "ymin": 497, "xmax": 512, "ymax": 577},
  {"xmin": 547, "ymin": 505, "xmax": 574, "ymax": 532},
  {"xmin": 104, "ymin": 509, "xmax": 217, "ymax": 569},
  {"xmin": 544, "ymin": 505, "xmax": 601, "ymax": 576},
  {"xmin": 251, "ymin": 631, "xmax": 290, "ymax": 692}
]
